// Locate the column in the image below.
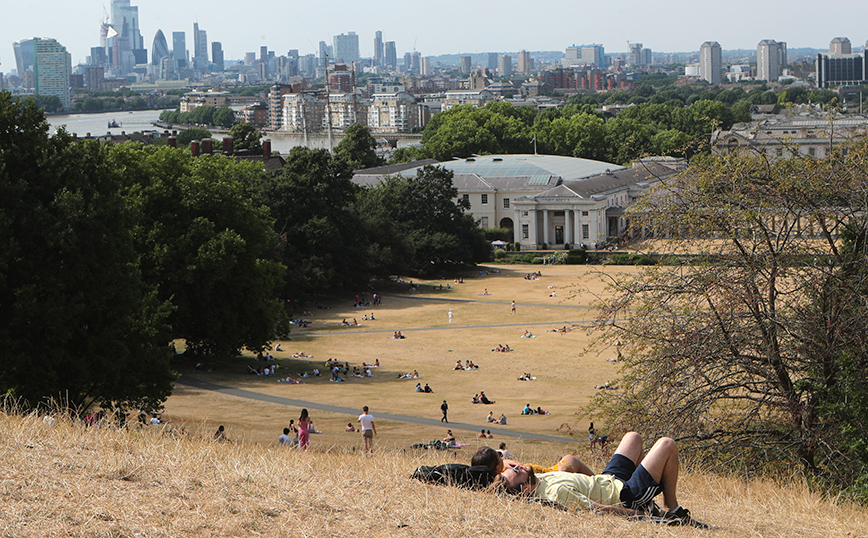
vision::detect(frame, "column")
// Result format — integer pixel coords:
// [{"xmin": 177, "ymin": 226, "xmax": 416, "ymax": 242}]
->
[
  {"xmin": 528, "ymin": 209, "xmax": 537, "ymax": 249},
  {"xmin": 513, "ymin": 209, "xmax": 521, "ymax": 244},
  {"xmin": 565, "ymin": 209, "xmax": 573, "ymax": 246},
  {"xmin": 543, "ymin": 210, "xmax": 550, "ymax": 246},
  {"xmin": 574, "ymin": 210, "xmax": 582, "ymax": 247}
]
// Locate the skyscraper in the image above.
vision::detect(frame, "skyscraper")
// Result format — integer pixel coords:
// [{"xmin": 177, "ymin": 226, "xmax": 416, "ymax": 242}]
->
[
  {"xmin": 211, "ymin": 42, "xmax": 224, "ymax": 71},
  {"xmin": 333, "ymin": 32, "xmax": 359, "ymax": 63},
  {"xmin": 33, "ymin": 37, "xmax": 72, "ymax": 110},
  {"xmin": 151, "ymin": 30, "xmax": 170, "ymax": 66},
  {"xmin": 830, "ymin": 37, "xmax": 852, "ymax": 55},
  {"xmin": 699, "ymin": 41, "xmax": 722, "ymax": 85},
  {"xmin": 487, "ymin": 53, "xmax": 497, "ymax": 71},
  {"xmin": 172, "ymin": 31, "xmax": 186, "ymax": 66},
  {"xmin": 373, "ymin": 31, "xmax": 384, "ymax": 66},
  {"xmin": 110, "ymin": 0, "xmax": 143, "ymax": 71},
  {"xmin": 497, "ymin": 54, "xmax": 512, "ymax": 76},
  {"xmin": 582, "ymin": 45, "xmax": 605, "ymax": 67},
  {"xmin": 193, "ymin": 23, "xmax": 208, "ymax": 68},
  {"xmin": 757, "ymin": 39, "xmax": 786, "ymax": 82},
  {"xmin": 13, "ymin": 38, "xmax": 36, "ymax": 75},
  {"xmin": 517, "ymin": 50, "xmax": 531, "ymax": 75},
  {"xmin": 384, "ymin": 41, "xmax": 397, "ymax": 69},
  {"xmin": 459, "ymin": 55, "xmax": 471, "ymax": 74}
]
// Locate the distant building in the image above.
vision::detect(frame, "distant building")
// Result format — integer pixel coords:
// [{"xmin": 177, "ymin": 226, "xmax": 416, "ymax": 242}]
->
[
  {"xmin": 497, "ymin": 54, "xmax": 512, "ymax": 76},
  {"xmin": 373, "ymin": 31, "xmax": 384, "ymax": 66},
  {"xmin": 816, "ymin": 37, "xmax": 868, "ymax": 88},
  {"xmin": 172, "ymin": 31, "xmax": 186, "ymax": 67},
  {"xmin": 241, "ymin": 102, "xmax": 269, "ymax": 128},
  {"xmin": 367, "ymin": 92, "xmax": 419, "ymax": 132},
  {"xmin": 179, "ymin": 90, "xmax": 229, "ymax": 112},
  {"xmin": 333, "ymin": 32, "xmax": 360, "ymax": 63},
  {"xmin": 487, "ymin": 53, "xmax": 498, "ymax": 71},
  {"xmin": 13, "ymin": 38, "xmax": 36, "ymax": 75},
  {"xmin": 442, "ymin": 89, "xmax": 495, "ymax": 110},
  {"xmin": 699, "ymin": 41, "xmax": 722, "ymax": 84},
  {"xmin": 757, "ymin": 39, "xmax": 786, "ymax": 82},
  {"xmin": 459, "ymin": 55, "xmax": 472, "ymax": 74},
  {"xmin": 211, "ymin": 42, "xmax": 224, "ymax": 71},
  {"xmin": 193, "ymin": 23, "xmax": 208, "ymax": 68},
  {"xmin": 712, "ymin": 105, "xmax": 868, "ymax": 159},
  {"xmin": 384, "ymin": 41, "xmax": 397, "ymax": 68},
  {"xmin": 151, "ymin": 30, "xmax": 170, "ymax": 66},
  {"xmin": 516, "ymin": 50, "xmax": 532, "ymax": 75},
  {"xmin": 583, "ymin": 45, "xmax": 605, "ymax": 67},
  {"xmin": 33, "ymin": 37, "xmax": 72, "ymax": 110}
]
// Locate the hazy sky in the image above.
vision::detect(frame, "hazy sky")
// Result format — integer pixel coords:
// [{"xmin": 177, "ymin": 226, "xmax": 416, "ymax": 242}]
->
[{"xmin": 3, "ymin": 0, "xmax": 867, "ymax": 67}]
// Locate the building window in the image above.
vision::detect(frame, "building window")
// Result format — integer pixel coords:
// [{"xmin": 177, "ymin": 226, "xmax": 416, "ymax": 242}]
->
[
  {"xmin": 480, "ymin": 217, "xmax": 489, "ymax": 228},
  {"xmin": 462, "ymin": 193, "xmax": 470, "ymax": 206},
  {"xmin": 582, "ymin": 224, "xmax": 589, "ymax": 240},
  {"xmin": 522, "ymin": 224, "xmax": 529, "ymax": 239},
  {"xmin": 522, "ymin": 211, "xmax": 528, "ymax": 217},
  {"xmin": 481, "ymin": 193, "xmax": 488, "ymax": 204},
  {"xmin": 503, "ymin": 198, "xmax": 510, "ymax": 209},
  {"xmin": 582, "ymin": 211, "xmax": 589, "ymax": 217},
  {"xmin": 808, "ymin": 147, "xmax": 816, "ymax": 157}
]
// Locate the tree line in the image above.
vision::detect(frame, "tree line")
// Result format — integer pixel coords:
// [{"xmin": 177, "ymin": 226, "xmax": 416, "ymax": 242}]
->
[{"xmin": 0, "ymin": 93, "xmax": 487, "ymax": 414}]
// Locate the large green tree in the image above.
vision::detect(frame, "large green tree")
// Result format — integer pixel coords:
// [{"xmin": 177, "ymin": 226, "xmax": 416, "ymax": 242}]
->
[
  {"xmin": 113, "ymin": 145, "xmax": 285, "ymax": 357},
  {"xmin": 588, "ymin": 147, "xmax": 868, "ymax": 500},
  {"xmin": 357, "ymin": 165, "xmax": 490, "ymax": 276},
  {"xmin": 335, "ymin": 123, "xmax": 384, "ymax": 171},
  {"xmin": 0, "ymin": 92, "xmax": 175, "ymax": 412}
]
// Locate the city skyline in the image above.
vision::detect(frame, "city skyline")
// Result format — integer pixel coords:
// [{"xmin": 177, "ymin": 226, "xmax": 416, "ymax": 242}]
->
[{"xmin": 3, "ymin": 0, "xmax": 868, "ymax": 69}]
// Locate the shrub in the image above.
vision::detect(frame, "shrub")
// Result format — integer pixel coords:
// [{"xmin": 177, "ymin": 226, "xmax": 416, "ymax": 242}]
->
[
  {"xmin": 484, "ymin": 228, "xmax": 513, "ymax": 242},
  {"xmin": 514, "ymin": 242, "xmax": 521, "ymax": 252},
  {"xmin": 493, "ymin": 249, "xmax": 507, "ymax": 259}
]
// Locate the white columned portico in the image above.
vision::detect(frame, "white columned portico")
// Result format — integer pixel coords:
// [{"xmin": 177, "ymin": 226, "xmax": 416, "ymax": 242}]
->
[
  {"xmin": 565, "ymin": 209, "xmax": 573, "ymax": 245},
  {"xmin": 543, "ymin": 210, "xmax": 550, "ymax": 246},
  {"xmin": 513, "ymin": 209, "xmax": 521, "ymax": 243},
  {"xmin": 574, "ymin": 209, "xmax": 581, "ymax": 246}
]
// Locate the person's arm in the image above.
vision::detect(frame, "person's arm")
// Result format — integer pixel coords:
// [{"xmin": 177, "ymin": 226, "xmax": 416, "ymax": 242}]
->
[{"xmin": 371, "ymin": 420, "xmax": 376, "ymax": 435}]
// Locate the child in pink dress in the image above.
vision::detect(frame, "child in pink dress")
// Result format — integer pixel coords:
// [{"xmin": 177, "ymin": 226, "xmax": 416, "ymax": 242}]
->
[{"xmin": 297, "ymin": 408, "xmax": 311, "ymax": 451}]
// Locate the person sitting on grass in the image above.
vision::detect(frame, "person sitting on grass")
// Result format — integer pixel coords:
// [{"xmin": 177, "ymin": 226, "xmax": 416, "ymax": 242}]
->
[
  {"xmin": 477, "ymin": 429, "xmax": 487, "ymax": 439},
  {"xmin": 498, "ymin": 414, "xmax": 507, "ymax": 425},
  {"xmin": 346, "ymin": 422, "xmax": 356, "ymax": 432},
  {"xmin": 489, "ymin": 432, "xmax": 706, "ymax": 527},
  {"xmin": 487, "ymin": 411, "xmax": 496, "ymax": 422}
]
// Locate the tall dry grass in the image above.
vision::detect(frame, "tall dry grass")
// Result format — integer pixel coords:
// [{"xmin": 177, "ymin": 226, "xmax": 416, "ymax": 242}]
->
[{"xmin": 2, "ymin": 411, "xmax": 867, "ymax": 537}]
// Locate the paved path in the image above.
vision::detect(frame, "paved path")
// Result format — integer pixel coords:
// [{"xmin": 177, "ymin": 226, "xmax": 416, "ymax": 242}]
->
[{"xmin": 177, "ymin": 375, "xmax": 576, "ymax": 445}]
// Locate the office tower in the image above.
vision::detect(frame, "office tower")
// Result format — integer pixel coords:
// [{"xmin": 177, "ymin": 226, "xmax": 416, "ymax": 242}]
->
[
  {"xmin": 33, "ymin": 37, "xmax": 72, "ymax": 110},
  {"xmin": 830, "ymin": 37, "xmax": 852, "ymax": 55},
  {"xmin": 403, "ymin": 52, "xmax": 411, "ymax": 71},
  {"xmin": 333, "ymin": 32, "xmax": 360, "ymax": 63},
  {"xmin": 582, "ymin": 44, "xmax": 605, "ymax": 67},
  {"xmin": 85, "ymin": 65, "xmax": 105, "ymax": 90},
  {"xmin": 245, "ymin": 52, "xmax": 255, "ymax": 65},
  {"xmin": 373, "ymin": 31, "xmax": 384, "ymax": 66},
  {"xmin": 411, "ymin": 51, "xmax": 421, "ymax": 73},
  {"xmin": 699, "ymin": 41, "xmax": 722, "ymax": 84},
  {"xmin": 487, "ymin": 52, "xmax": 497, "ymax": 71},
  {"xmin": 816, "ymin": 48, "xmax": 868, "ymax": 88},
  {"xmin": 111, "ymin": 0, "xmax": 143, "ymax": 71},
  {"xmin": 459, "ymin": 55, "xmax": 471, "ymax": 74},
  {"xmin": 497, "ymin": 54, "xmax": 512, "ymax": 76},
  {"xmin": 212, "ymin": 42, "xmax": 224, "ymax": 71},
  {"xmin": 420, "ymin": 57, "xmax": 431, "ymax": 76},
  {"xmin": 385, "ymin": 41, "xmax": 397, "ymax": 68},
  {"xmin": 89, "ymin": 46, "xmax": 106, "ymax": 66},
  {"xmin": 641, "ymin": 48, "xmax": 652, "ymax": 65},
  {"xmin": 757, "ymin": 39, "xmax": 786, "ymax": 82},
  {"xmin": 193, "ymin": 23, "xmax": 208, "ymax": 67},
  {"xmin": 517, "ymin": 50, "xmax": 531, "ymax": 75},
  {"xmin": 151, "ymin": 30, "xmax": 169, "ymax": 65},
  {"xmin": 172, "ymin": 31, "xmax": 186, "ymax": 66},
  {"xmin": 13, "ymin": 38, "xmax": 36, "ymax": 74}
]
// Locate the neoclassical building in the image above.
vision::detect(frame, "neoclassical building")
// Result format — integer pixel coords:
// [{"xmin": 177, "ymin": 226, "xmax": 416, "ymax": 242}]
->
[{"xmin": 353, "ymin": 154, "xmax": 685, "ymax": 250}]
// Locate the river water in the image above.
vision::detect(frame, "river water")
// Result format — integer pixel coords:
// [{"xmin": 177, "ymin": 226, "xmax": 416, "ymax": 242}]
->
[{"xmin": 47, "ymin": 109, "xmax": 167, "ymax": 137}]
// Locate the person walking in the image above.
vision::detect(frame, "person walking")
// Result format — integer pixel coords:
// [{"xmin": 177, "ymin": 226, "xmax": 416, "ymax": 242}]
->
[
  {"xmin": 511, "ymin": 300, "xmax": 516, "ymax": 314},
  {"xmin": 441, "ymin": 400, "xmax": 449, "ymax": 423},
  {"xmin": 358, "ymin": 405, "xmax": 377, "ymax": 455},
  {"xmin": 297, "ymin": 408, "xmax": 311, "ymax": 451},
  {"xmin": 448, "ymin": 309, "xmax": 453, "ymax": 324}
]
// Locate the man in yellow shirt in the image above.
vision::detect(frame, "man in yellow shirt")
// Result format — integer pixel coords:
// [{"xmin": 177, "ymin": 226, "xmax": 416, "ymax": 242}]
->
[{"xmin": 492, "ymin": 432, "xmax": 705, "ymax": 527}]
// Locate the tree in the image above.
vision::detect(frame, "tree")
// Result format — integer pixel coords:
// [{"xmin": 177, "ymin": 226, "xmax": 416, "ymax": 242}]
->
[
  {"xmin": 356, "ymin": 165, "xmax": 490, "ymax": 276},
  {"xmin": 229, "ymin": 122, "xmax": 262, "ymax": 154},
  {"xmin": 213, "ymin": 107, "xmax": 236, "ymax": 128},
  {"xmin": 335, "ymin": 123, "xmax": 384, "ymax": 171},
  {"xmin": 243, "ymin": 147, "xmax": 369, "ymax": 300},
  {"xmin": 113, "ymin": 145, "xmax": 285, "ymax": 357},
  {"xmin": 587, "ymin": 148, "xmax": 868, "ymax": 500},
  {"xmin": 175, "ymin": 127, "xmax": 212, "ymax": 147},
  {"xmin": 0, "ymin": 92, "xmax": 175, "ymax": 412}
]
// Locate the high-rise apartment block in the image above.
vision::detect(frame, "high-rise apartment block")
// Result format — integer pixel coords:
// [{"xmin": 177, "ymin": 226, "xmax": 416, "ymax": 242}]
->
[
  {"xmin": 757, "ymin": 39, "xmax": 787, "ymax": 82},
  {"xmin": 699, "ymin": 41, "xmax": 722, "ymax": 84},
  {"xmin": 497, "ymin": 54, "xmax": 512, "ymax": 76},
  {"xmin": 459, "ymin": 55, "xmax": 472, "ymax": 74},
  {"xmin": 487, "ymin": 53, "xmax": 498, "ymax": 71},
  {"xmin": 333, "ymin": 32, "xmax": 360, "ymax": 63},
  {"xmin": 33, "ymin": 37, "xmax": 72, "ymax": 110},
  {"xmin": 830, "ymin": 37, "xmax": 852, "ymax": 55},
  {"xmin": 516, "ymin": 50, "xmax": 532, "ymax": 75}
]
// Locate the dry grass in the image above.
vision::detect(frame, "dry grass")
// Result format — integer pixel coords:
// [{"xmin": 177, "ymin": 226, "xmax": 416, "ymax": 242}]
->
[
  {"xmin": 7, "ymin": 264, "xmax": 867, "ymax": 536},
  {"xmin": 2, "ymin": 412, "xmax": 866, "ymax": 537}
]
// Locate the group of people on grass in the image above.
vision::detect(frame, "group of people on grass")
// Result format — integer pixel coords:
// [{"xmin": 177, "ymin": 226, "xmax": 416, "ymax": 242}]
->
[
  {"xmin": 471, "ymin": 391, "xmax": 495, "ymax": 405},
  {"xmin": 486, "ymin": 411, "xmax": 508, "ymax": 425},
  {"xmin": 522, "ymin": 403, "xmax": 549, "ymax": 415},
  {"xmin": 454, "ymin": 360, "xmax": 479, "ymax": 370},
  {"xmin": 277, "ymin": 406, "xmax": 377, "ymax": 455}
]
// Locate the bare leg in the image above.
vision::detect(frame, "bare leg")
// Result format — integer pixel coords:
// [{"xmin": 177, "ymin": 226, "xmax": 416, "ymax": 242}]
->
[
  {"xmin": 558, "ymin": 454, "xmax": 594, "ymax": 475},
  {"xmin": 637, "ymin": 437, "xmax": 679, "ymax": 511},
  {"xmin": 612, "ymin": 431, "xmax": 644, "ymax": 465}
]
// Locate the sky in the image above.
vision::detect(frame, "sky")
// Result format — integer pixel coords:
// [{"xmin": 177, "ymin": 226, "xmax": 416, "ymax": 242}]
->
[{"xmin": 3, "ymin": 0, "xmax": 867, "ymax": 68}]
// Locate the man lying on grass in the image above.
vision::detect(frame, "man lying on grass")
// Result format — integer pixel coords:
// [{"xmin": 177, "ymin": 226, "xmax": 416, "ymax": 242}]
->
[{"xmin": 490, "ymin": 432, "xmax": 707, "ymax": 528}]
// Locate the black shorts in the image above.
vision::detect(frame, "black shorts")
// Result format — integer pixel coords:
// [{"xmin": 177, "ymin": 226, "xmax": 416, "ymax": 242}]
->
[{"xmin": 601, "ymin": 453, "xmax": 662, "ymax": 510}]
